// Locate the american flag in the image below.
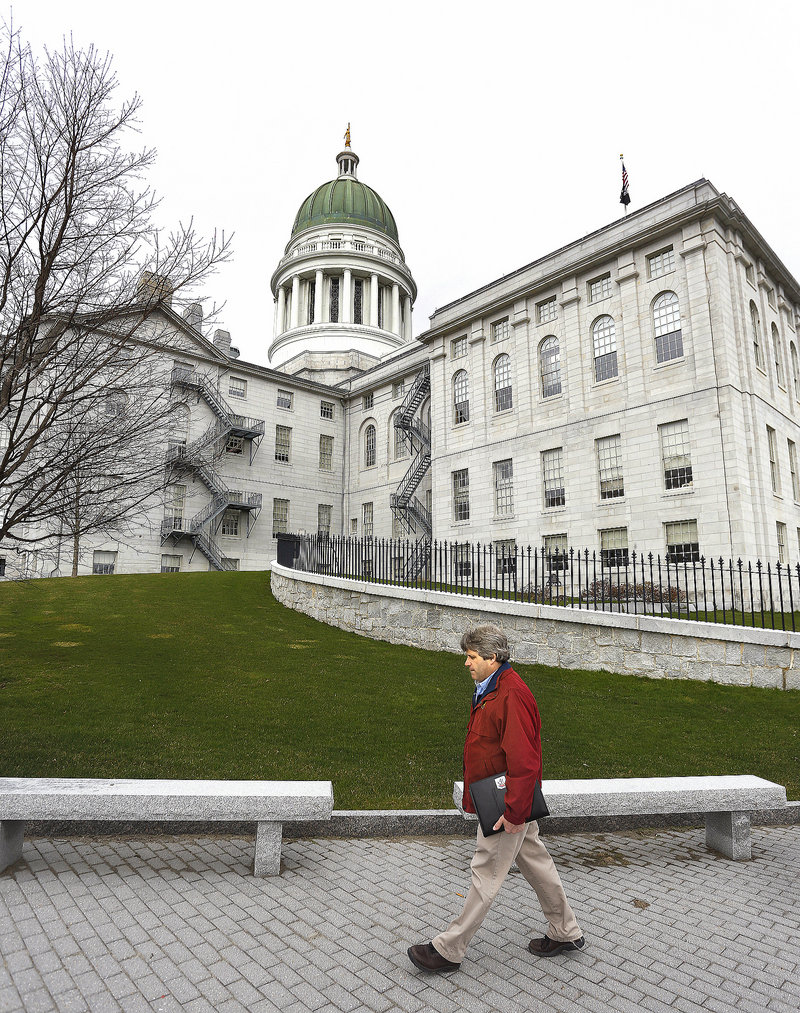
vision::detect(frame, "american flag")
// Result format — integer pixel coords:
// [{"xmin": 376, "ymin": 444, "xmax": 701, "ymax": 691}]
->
[{"xmin": 619, "ymin": 160, "xmax": 630, "ymax": 207}]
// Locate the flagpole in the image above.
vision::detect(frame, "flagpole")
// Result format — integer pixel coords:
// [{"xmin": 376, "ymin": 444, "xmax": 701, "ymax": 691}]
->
[{"xmin": 619, "ymin": 154, "xmax": 630, "ymax": 216}]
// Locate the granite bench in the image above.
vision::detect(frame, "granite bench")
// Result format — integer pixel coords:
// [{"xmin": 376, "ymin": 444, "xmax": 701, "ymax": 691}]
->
[
  {"xmin": 453, "ymin": 774, "xmax": 788, "ymax": 860},
  {"xmin": 0, "ymin": 777, "xmax": 333, "ymax": 876}
]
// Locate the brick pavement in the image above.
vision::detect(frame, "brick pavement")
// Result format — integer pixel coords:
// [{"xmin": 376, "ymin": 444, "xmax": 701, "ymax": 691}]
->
[{"xmin": 1, "ymin": 826, "xmax": 798, "ymax": 1012}]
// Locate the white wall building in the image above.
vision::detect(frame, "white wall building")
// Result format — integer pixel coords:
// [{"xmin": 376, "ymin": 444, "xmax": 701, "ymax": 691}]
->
[{"xmin": 5, "ymin": 145, "xmax": 800, "ymax": 579}]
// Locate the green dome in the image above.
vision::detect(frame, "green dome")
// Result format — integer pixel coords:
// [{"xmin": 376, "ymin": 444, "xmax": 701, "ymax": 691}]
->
[{"xmin": 291, "ymin": 176, "xmax": 399, "ymax": 243}]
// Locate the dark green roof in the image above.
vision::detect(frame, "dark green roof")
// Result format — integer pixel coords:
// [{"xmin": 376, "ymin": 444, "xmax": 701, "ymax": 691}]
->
[{"xmin": 291, "ymin": 177, "xmax": 399, "ymax": 242}]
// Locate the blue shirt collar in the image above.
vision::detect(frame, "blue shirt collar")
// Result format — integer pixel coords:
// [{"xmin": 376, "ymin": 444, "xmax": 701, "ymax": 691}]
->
[{"xmin": 472, "ymin": 662, "xmax": 510, "ymax": 707}]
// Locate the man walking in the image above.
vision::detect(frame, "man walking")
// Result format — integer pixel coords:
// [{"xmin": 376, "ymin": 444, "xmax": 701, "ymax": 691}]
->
[{"xmin": 408, "ymin": 624, "xmax": 584, "ymax": 972}]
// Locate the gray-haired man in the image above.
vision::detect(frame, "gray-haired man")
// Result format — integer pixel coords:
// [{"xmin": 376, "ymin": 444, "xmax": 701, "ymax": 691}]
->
[{"xmin": 408, "ymin": 624, "xmax": 584, "ymax": 971}]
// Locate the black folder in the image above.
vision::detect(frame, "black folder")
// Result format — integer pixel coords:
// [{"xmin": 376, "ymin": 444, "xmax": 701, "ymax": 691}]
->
[{"xmin": 468, "ymin": 772, "xmax": 550, "ymax": 836}]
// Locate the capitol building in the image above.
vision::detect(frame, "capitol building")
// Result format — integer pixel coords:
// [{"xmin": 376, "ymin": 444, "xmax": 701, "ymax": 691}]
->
[{"xmin": 9, "ymin": 138, "xmax": 800, "ymax": 578}]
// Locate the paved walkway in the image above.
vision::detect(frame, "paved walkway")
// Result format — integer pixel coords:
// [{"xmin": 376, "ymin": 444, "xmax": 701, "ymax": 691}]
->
[{"xmin": 1, "ymin": 825, "xmax": 798, "ymax": 1013}]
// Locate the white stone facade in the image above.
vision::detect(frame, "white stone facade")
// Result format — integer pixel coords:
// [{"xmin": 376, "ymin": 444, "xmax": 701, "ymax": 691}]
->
[{"xmin": 6, "ymin": 168, "xmax": 800, "ymax": 579}]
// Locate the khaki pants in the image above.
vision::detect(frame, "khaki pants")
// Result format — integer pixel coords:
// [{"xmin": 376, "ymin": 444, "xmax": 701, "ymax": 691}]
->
[{"xmin": 433, "ymin": 820, "xmax": 582, "ymax": 963}]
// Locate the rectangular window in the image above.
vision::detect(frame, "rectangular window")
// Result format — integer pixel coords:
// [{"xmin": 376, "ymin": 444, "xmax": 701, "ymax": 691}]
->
[
  {"xmin": 493, "ymin": 459, "xmax": 514, "ymax": 516},
  {"xmin": 275, "ymin": 425, "xmax": 292, "ymax": 464},
  {"xmin": 92, "ymin": 550, "xmax": 117, "ymax": 575},
  {"xmin": 393, "ymin": 380, "xmax": 405, "ymax": 400},
  {"xmin": 777, "ymin": 521, "xmax": 788, "ymax": 564},
  {"xmin": 453, "ymin": 543, "xmax": 472, "ymax": 578},
  {"xmin": 307, "ymin": 279, "xmax": 315, "ymax": 324},
  {"xmin": 350, "ymin": 517, "xmax": 358, "ymax": 535},
  {"xmin": 543, "ymin": 533, "xmax": 569, "ymax": 570},
  {"xmin": 745, "ymin": 263, "xmax": 755, "ymax": 287},
  {"xmin": 362, "ymin": 501, "xmax": 373, "ymax": 537},
  {"xmin": 451, "ymin": 336, "xmax": 467, "ymax": 358},
  {"xmin": 767, "ymin": 426, "xmax": 780, "ymax": 494},
  {"xmin": 220, "ymin": 509, "xmax": 240, "ymax": 537},
  {"xmin": 767, "ymin": 286, "xmax": 776, "ymax": 310},
  {"xmin": 589, "ymin": 273, "xmax": 612, "ymax": 302},
  {"xmin": 277, "ymin": 389, "xmax": 293, "ymax": 410},
  {"xmin": 164, "ymin": 484, "xmax": 186, "ymax": 530},
  {"xmin": 353, "ymin": 279, "xmax": 363, "ymax": 324},
  {"xmin": 319, "ymin": 434, "xmax": 334, "ymax": 471},
  {"xmin": 537, "ymin": 297, "xmax": 557, "ymax": 323},
  {"xmin": 494, "ymin": 539, "xmax": 516, "ymax": 576},
  {"xmin": 272, "ymin": 498, "xmax": 289, "ymax": 537},
  {"xmin": 596, "ymin": 435, "xmax": 624, "ymax": 499},
  {"xmin": 320, "ymin": 400, "xmax": 335, "ymax": 420},
  {"xmin": 362, "ymin": 393, "xmax": 373, "ymax": 410},
  {"xmin": 647, "ymin": 247, "xmax": 675, "ymax": 279},
  {"xmin": 542, "ymin": 448, "xmax": 565, "ymax": 508},
  {"xmin": 491, "ymin": 318, "xmax": 510, "ymax": 343},
  {"xmin": 329, "ymin": 277, "xmax": 340, "ymax": 322},
  {"xmin": 600, "ymin": 527, "xmax": 629, "ymax": 568},
  {"xmin": 221, "ymin": 558, "xmax": 240, "ymax": 571},
  {"xmin": 160, "ymin": 554, "xmax": 181, "ymax": 573},
  {"xmin": 452, "ymin": 469, "xmax": 470, "ymax": 522},
  {"xmin": 318, "ymin": 503, "xmax": 332, "ymax": 536},
  {"xmin": 225, "ymin": 435, "xmax": 244, "ymax": 455},
  {"xmin": 229, "ymin": 377, "xmax": 246, "ymax": 399},
  {"xmin": 659, "ymin": 419, "xmax": 692, "ymax": 490},
  {"xmin": 790, "ymin": 440, "xmax": 800, "ymax": 501},
  {"xmin": 665, "ymin": 519, "xmax": 700, "ymax": 563}
]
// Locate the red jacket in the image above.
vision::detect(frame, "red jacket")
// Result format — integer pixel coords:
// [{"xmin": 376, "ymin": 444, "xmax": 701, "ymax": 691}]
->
[{"xmin": 462, "ymin": 664, "xmax": 543, "ymax": 826}]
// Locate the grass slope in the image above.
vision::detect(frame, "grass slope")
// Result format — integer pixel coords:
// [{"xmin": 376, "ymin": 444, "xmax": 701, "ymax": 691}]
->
[{"xmin": 1, "ymin": 571, "xmax": 798, "ymax": 807}]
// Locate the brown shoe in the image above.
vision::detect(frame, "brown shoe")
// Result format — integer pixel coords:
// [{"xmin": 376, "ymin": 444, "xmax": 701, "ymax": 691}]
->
[
  {"xmin": 528, "ymin": 934, "xmax": 585, "ymax": 956},
  {"xmin": 407, "ymin": 942, "xmax": 460, "ymax": 972}
]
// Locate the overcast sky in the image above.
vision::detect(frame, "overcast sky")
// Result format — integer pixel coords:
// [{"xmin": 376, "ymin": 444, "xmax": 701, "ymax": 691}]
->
[{"xmin": 13, "ymin": 0, "xmax": 800, "ymax": 365}]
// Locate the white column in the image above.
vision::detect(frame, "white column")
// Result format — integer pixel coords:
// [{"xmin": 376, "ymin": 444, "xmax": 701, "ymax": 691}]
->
[
  {"xmin": 290, "ymin": 275, "xmax": 300, "ymax": 329},
  {"xmin": 342, "ymin": 269, "xmax": 352, "ymax": 324},
  {"xmin": 277, "ymin": 285, "xmax": 286, "ymax": 334},
  {"xmin": 404, "ymin": 295, "xmax": 412, "ymax": 341},
  {"xmin": 392, "ymin": 283, "xmax": 401, "ymax": 336},
  {"xmin": 370, "ymin": 273, "xmax": 379, "ymax": 327},
  {"xmin": 314, "ymin": 270, "xmax": 323, "ymax": 324}
]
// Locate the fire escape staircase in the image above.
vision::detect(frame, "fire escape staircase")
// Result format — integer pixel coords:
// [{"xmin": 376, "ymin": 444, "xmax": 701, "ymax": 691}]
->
[
  {"xmin": 390, "ymin": 364, "xmax": 432, "ymax": 578},
  {"xmin": 161, "ymin": 367, "xmax": 264, "ymax": 571}
]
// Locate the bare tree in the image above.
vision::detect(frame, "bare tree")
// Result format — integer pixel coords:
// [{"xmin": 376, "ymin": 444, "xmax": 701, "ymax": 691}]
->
[{"xmin": 0, "ymin": 23, "xmax": 232, "ymax": 565}]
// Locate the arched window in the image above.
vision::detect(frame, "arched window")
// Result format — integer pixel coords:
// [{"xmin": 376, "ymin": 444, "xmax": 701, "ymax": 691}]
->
[
  {"xmin": 493, "ymin": 354, "xmax": 512, "ymax": 412},
  {"xmin": 592, "ymin": 315, "xmax": 618, "ymax": 382},
  {"xmin": 391, "ymin": 413, "xmax": 409, "ymax": 460},
  {"xmin": 791, "ymin": 342, "xmax": 800, "ymax": 401},
  {"xmin": 772, "ymin": 324, "xmax": 785, "ymax": 387},
  {"xmin": 364, "ymin": 424, "xmax": 376, "ymax": 468},
  {"xmin": 105, "ymin": 389, "xmax": 128, "ymax": 418},
  {"xmin": 539, "ymin": 336, "xmax": 561, "ymax": 398},
  {"xmin": 653, "ymin": 292, "xmax": 683, "ymax": 362},
  {"xmin": 751, "ymin": 302, "xmax": 764, "ymax": 368},
  {"xmin": 453, "ymin": 369, "xmax": 469, "ymax": 424}
]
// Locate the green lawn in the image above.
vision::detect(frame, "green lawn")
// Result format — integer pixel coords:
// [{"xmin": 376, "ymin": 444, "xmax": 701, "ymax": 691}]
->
[{"xmin": 1, "ymin": 571, "xmax": 798, "ymax": 807}]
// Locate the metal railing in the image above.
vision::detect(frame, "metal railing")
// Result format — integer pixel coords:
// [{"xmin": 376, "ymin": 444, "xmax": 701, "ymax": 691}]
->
[{"xmin": 288, "ymin": 536, "xmax": 800, "ymax": 631}]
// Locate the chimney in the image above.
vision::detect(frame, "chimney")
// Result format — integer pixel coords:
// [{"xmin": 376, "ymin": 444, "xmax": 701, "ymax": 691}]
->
[
  {"xmin": 183, "ymin": 302, "xmax": 203, "ymax": 331},
  {"xmin": 213, "ymin": 328, "xmax": 232, "ymax": 356},
  {"xmin": 137, "ymin": 271, "xmax": 174, "ymax": 307}
]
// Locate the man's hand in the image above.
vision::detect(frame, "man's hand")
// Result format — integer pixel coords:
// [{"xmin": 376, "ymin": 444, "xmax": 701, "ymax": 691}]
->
[{"xmin": 493, "ymin": 815, "xmax": 525, "ymax": 834}]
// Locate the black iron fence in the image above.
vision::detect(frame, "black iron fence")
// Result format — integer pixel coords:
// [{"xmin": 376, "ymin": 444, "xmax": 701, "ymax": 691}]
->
[{"xmin": 281, "ymin": 534, "xmax": 800, "ymax": 632}]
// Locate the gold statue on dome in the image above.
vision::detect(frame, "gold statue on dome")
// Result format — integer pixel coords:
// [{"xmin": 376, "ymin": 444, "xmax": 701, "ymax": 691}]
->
[{"xmin": 344, "ymin": 123, "xmax": 351, "ymax": 148}]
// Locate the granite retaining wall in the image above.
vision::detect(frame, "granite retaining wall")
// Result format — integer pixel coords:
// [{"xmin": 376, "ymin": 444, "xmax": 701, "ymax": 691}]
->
[{"xmin": 270, "ymin": 563, "xmax": 800, "ymax": 690}]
